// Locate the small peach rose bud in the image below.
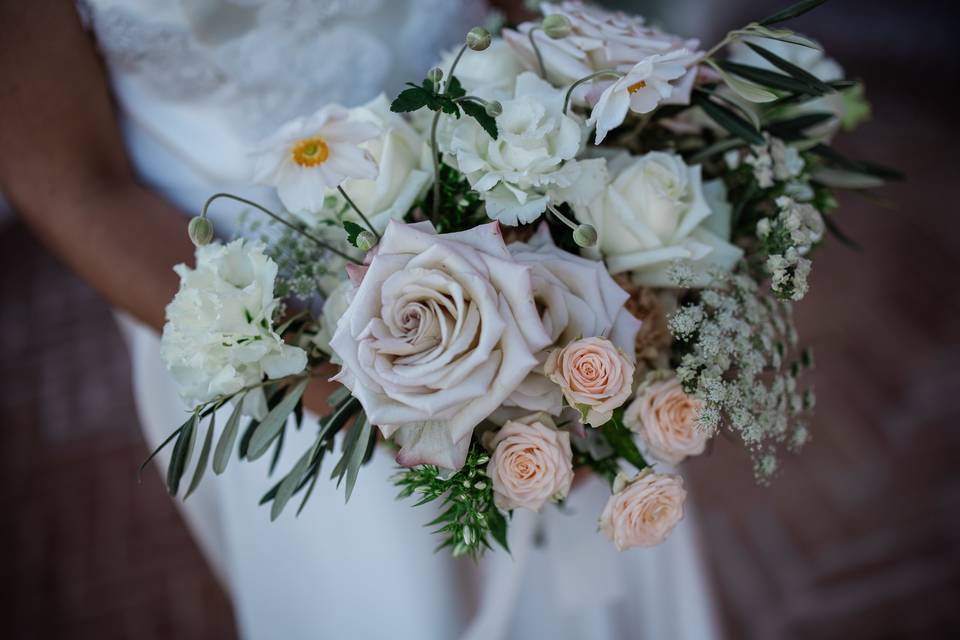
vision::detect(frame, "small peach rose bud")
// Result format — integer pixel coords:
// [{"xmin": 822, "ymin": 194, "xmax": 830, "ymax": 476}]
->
[
  {"xmin": 188, "ymin": 216, "xmax": 214, "ymax": 246},
  {"xmin": 542, "ymin": 14, "xmax": 572, "ymax": 39},
  {"xmin": 466, "ymin": 27, "xmax": 491, "ymax": 51}
]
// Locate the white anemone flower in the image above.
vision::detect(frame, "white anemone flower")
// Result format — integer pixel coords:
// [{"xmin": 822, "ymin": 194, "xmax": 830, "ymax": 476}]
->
[
  {"xmin": 253, "ymin": 105, "xmax": 380, "ymax": 214},
  {"xmin": 587, "ymin": 49, "xmax": 697, "ymax": 144}
]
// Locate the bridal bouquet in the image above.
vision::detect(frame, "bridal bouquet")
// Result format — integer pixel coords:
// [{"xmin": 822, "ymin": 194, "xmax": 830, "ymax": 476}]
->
[{"xmin": 151, "ymin": 0, "xmax": 895, "ymax": 557}]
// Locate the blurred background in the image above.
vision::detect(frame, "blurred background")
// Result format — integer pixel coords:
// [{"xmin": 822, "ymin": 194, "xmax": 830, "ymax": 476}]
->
[{"xmin": 1, "ymin": 0, "xmax": 957, "ymax": 638}]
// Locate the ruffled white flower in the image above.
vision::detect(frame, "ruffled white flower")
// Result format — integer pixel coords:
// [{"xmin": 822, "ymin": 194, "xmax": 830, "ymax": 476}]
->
[
  {"xmin": 252, "ymin": 105, "xmax": 380, "ymax": 215},
  {"xmin": 160, "ymin": 240, "xmax": 308, "ymax": 413},
  {"xmin": 503, "ymin": 1, "xmax": 701, "ymax": 104},
  {"xmin": 576, "ymin": 151, "xmax": 742, "ymax": 286},
  {"xmin": 437, "ymin": 38, "xmax": 523, "ymax": 99},
  {"xmin": 329, "ymin": 220, "xmax": 553, "ymax": 470},
  {"xmin": 587, "ymin": 49, "xmax": 699, "ymax": 144},
  {"xmin": 446, "ymin": 71, "xmax": 605, "ymax": 225},
  {"xmin": 503, "ymin": 225, "xmax": 641, "ymax": 414}
]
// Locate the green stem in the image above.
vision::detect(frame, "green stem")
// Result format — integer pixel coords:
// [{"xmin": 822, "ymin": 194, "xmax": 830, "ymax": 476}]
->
[
  {"xmin": 562, "ymin": 70, "xmax": 624, "ymax": 114},
  {"xmin": 444, "ymin": 43, "xmax": 469, "ymax": 93},
  {"xmin": 528, "ymin": 27, "xmax": 547, "ymax": 79},
  {"xmin": 546, "ymin": 203, "xmax": 577, "ymax": 231},
  {"xmin": 430, "ymin": 110, "xmax": 442, "ymax": 219},
  {"xmin": 336, "ymin": 185, "xmax": 379, "ymax": 241},
  {"xmin": 200, "ymin": 193, "xmax": 361, "ymax": 264}
]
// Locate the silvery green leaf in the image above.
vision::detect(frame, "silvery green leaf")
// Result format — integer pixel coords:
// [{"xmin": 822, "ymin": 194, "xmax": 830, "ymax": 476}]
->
[
  {"xmin": 270, "ymin": 443, "xmax": 316, "ymax": 521},
  {"xmin": 166, "ymin": 412, "xmax": 198, "ymax": 497},
  {"xmin": 759, "ymin": 0, "xmax": 828, "ymax": 27},
  {"xmin": 247, "ymin": 377, "xmax": 309, "ymax": 460},
  {"xmin": 709, "ymin": 61, "xmax": 778, "ymax": 103},
  {"xmin": 811, "ymin": 168, "xmax": 885, "ymax": 189},
  {"xmin": 213, "ymin": 399, "xmax": 244, "ymax": 475},
  {"xmin": 186, "ymin": 413, "xmax": 215, "ymax": 499},
  {"xmin": 741, "ymin": 25, "xmax": 822, "ymax": 50},
  {"xmin": 344, "ymin": 417, "xmax": 374, "ymax": 502}
]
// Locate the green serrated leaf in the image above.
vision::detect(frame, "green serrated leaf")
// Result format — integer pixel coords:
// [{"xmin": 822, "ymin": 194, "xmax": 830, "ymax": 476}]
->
[
  {"xmin": 599, "ymin": 409, "xmax": 648, "ymax": 472},
  {"xmin": 343, "ymin": 220, "xmax": 365, "ymax": 247},
  {"xmin": 445, "ymin": 76, "xmax": 466, "ymax": 99},
  {"xmin": 745, "ymin": 42, "xmax": 833, "ymax": 94},
  {"xmin": 759, "ymin": 0, "xmax": 828, "ymax": 26},
  {"xmin": 459, "ymin": 100, "xmax": 499, "ymax": 139},
  {"xmin": 693, "ymin": 90, "xmax": 765, "ymax": 146},
  {"xmin": 214, "ymin": 399, "xmax": 244, "ymax": 474},
  {"xmin": 390, "ymin": 86, "xmax": 431, "ymax": 113},
  {"xmin": 185, "ymin": 413, "xmax": 216, "ymax": 499},
  {"xmin": 247, "ymin": 378, "xmax": 309, "ymax": 460},
  {"xmin": 440, "ymin": 98, "xmax": 461, "ymax": 117}
]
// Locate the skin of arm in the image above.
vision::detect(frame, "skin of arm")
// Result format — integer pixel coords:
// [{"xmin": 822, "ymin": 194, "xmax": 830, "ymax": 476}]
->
[{"xmin": 0, "ymin": 1, "xmax": 338, "ymax": 411}]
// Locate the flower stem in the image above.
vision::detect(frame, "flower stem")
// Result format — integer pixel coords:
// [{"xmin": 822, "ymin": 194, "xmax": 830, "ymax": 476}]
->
[
  {"xmin": 430, "ymin": 110, "xmax": 442, "ymax": 219},
  {"xmin": 200, "ymin": 192, "xmax": 361, "ymax": 264},
  {"xmin": 546, "ymin": 203, "xmax": 578, "ymax": 231},
  {"xmin": 444, "ymin": 43, "xmax": 469, "ymax": 93},
  {"xmin": 336, "ymin": 185, "xmax": 379, "ymax": 241},
  {"xmin": 527, "ymin": 27, "xmax": 547, "ymax": 79},
  {"xmin": 562, "ymin": 70, "xmax": 624, "ymax": 114}
]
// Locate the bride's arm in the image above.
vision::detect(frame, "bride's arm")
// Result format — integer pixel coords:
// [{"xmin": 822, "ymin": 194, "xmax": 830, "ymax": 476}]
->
[{"xmin": 0, "ymin": 1, "xmax": 340, "ymax": 409}]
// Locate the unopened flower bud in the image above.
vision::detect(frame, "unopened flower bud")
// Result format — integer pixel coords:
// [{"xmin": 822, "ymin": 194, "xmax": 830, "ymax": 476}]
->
[
  {"xmin": 484, "ymin": 100, "xmax": 502, "ymax": 117},
  {"xmin": 356, "ymin": 230, "xmax": 377, "ymax": 251},
  {"xmin": 188, "ymin": 216, "xmax": 214, "ymax": 246},
  {"xmin": 466, "ymin": 27, "xmax": 491, "ymax": 51},
  {"xmin": 573, "ymin": 223, "xmax": 597, "ymax": 248},
  {"xmin": 426, "ymin": 67, "xmax": 444, "ymax": 85},
  {"xmin": 542, "ymin": 14, "xmax": 572, "ymax": 39}
]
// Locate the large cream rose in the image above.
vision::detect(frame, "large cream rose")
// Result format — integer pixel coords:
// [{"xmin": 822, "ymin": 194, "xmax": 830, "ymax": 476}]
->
[
  {"xmin": 330, "ymin": 221, "xmax": 552, "ymax": 470},
  {"xmin": 485, "ymin": 414, "xmax": 574, "ymax": 512},
  {"xmin": 624, "ymin": 376, "xmax": 708, "ymax": 465},
  {"xmin": 599, "ymin": 470, "xmax": 686, "ymax": 550},
  {"xmin": 577, "ymin": 151, "xmax": 742, "ymax": 286},
  {"xmin": 503, "ymin": 225, "xmax": 641, "ymax": 415}
]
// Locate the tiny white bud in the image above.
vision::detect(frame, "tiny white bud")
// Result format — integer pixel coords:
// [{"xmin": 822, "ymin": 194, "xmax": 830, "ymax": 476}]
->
[
  {"xmin": 542, "ymin": 14, "xmax": 572, "ymax": 39},
  {"xmin": 572, "ymin": 223, "xmax": 597, "ymax": 248},
  {"xmin": 466, "ymin": 27, "xmax": 491, "ymax": 51},
  {"xmin": 356, "ymin": 230, "xmax": 377, "ymax": 251},
  {"xmin": 188, "ymin": 217, "xmax": 214, "ymax": 246},
  {"xmin": 426, "ymin": 67, "xmax": 444, "ymax": 85},
  {"xmin": 462, "ymin": 526, "xmax": 474, "ymax": 546},
  {"xmin": 484, "ymin": 100, "xmax": 502, "ymax": 117}
]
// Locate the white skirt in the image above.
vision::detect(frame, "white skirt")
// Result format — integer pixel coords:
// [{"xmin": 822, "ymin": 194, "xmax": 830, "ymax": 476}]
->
[{"xmin": 117, "ymin": 313, "xmax": 721, "ymax": 640}]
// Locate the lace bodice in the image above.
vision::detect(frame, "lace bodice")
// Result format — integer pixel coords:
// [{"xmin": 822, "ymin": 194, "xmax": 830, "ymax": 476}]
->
[{"xmin": 78, "ymin": 0, "xmax": 487, "ymax": 206}]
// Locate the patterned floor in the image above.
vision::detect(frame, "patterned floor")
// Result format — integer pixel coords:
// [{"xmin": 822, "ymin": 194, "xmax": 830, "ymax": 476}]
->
[{"xmin": 2, "ymin": 10, "xmax": 958, "ymax": 640}]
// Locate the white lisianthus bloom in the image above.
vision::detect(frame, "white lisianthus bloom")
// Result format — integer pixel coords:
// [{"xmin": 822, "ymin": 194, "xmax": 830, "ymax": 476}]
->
[
  {"xmin": 503, "ymin": 225, "xmax": 641, "ymax": 415},
  {"xmin": 576, "ymin": 152, "xmax": 742, "ymax": 286},
  {"xmin": 329, "ymin": 220, "xmax": 553, "ymax": 470},
  {"xmin": 446, "ymin": 71, "xmax": 605, "ymax": 225},
  {"xmin": 160, "ymin": 240, "xmax": 308, "ymax": 413},
  {"xmin": 252, "ymin": 104, "xmax": 380, "ymax": 215},
  {"xmin": 587, "ymin": 49, "xmax": 699, "ymax": 144},
  {"xmin": 503, "ymin": 1, "xmax": 701, "ymax": 104}
]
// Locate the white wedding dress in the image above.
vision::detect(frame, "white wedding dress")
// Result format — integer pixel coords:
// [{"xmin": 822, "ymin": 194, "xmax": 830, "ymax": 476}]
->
[{"xmin": 81, "ymin": 1, "xmax": 721, "ymax": 638}]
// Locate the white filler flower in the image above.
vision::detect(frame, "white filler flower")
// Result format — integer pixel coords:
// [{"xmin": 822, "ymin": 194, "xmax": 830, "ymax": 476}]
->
[
  {"xmin": 161, "ymin": 240, "xmax": 307, "ymax": 411},
  {"xmin": 253, "ymin": 105, "xmax": 380, "ymax": 214}
]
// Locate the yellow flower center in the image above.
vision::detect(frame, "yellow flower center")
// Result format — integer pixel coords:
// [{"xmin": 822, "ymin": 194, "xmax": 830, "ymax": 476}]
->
[
  {"xmin": 291, "ymin": 137, "xmax": 330, "ymax": 167},
  {"xmin": 627, "ymin": 80, "xmax": 648, "ymax": 94}
]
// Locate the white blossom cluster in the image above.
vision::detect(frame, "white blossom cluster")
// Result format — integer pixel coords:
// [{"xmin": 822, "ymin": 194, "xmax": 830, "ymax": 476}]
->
[
  {"xmin": 757, "ymin": 196, "xmax": 825, "ymax": 301},
  {"xmin": 742, "ymin": 134, "xmax": 805, "ymax": 189},
  {"xmin": 668, "ymin": 270, "xmax": 814, "ymax": 481}
]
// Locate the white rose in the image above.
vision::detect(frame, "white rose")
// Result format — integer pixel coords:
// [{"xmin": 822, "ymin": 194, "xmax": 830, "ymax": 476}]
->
[
  {"xmin": 329, "ymin": 220, "xmax": 552, "ymax": 470},
  {"xmin": 577, "ymin": 151, "xmax": 742, "ymax": 286},
  {"xmin": 485, "ymin": 413, "xmax": 574, "ymax": 511},
  {"xmin": 599, "ymin": 470, "xmax": 686, "ymax": 550},
  {"xmin": 446, "ymin": 71, "xmax": 605, "ymax": 226},
  {"xmin": 160, "ymin": 239, "xmax": 308, "ymax": 412},
  {"xmin": 504, "ymin": 225, "xmax": 641, "ymax": 414}
]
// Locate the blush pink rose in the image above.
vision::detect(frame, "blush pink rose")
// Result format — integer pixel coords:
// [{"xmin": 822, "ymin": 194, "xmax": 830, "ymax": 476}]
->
[
  {"xmin": 486, "ymin": 414, "xmax": 574, "ymax": 512},
  {"xmin": 624, "ymin": 376, "xmax": 707, "ymax": 465},
  {"xmin": 544, "ymin": 336, "xmax": 635, "ymax": 426},
  {"xmin": 599, "ymin": 471, "xmax": 686, "ymax": 550}
]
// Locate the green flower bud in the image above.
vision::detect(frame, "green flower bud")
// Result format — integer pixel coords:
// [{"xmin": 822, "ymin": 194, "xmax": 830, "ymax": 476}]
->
[
  {"xmin": 188, "ymin": 216, "xmax": 214, "ymax": 246},
  {"xmin": 484, "ymin": 100, "xmax": 502, "ymax": 117},
  {"xmin": 466, "ymin": 26, "xmax": 491, "ymax": 51},
  {"xmin": 542, "ymin": 14, "xmax": 572, "ymax": 39},
  {"xmin": 356, "ymin": 230, "xmax": 377, "ymax": 251},
  {"xmin": 572, "ymin": 223, "xmax": 597, "ymax": 248},
  {"xmin": 426, "ymin": 67, "xmax": 444, "ymax": 85}
]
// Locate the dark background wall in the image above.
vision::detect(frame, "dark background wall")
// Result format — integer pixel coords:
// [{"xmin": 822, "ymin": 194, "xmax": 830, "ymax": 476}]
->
[{"xmin": 1, "ymin": 0, "xmax": 957, "ymax": 637}]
